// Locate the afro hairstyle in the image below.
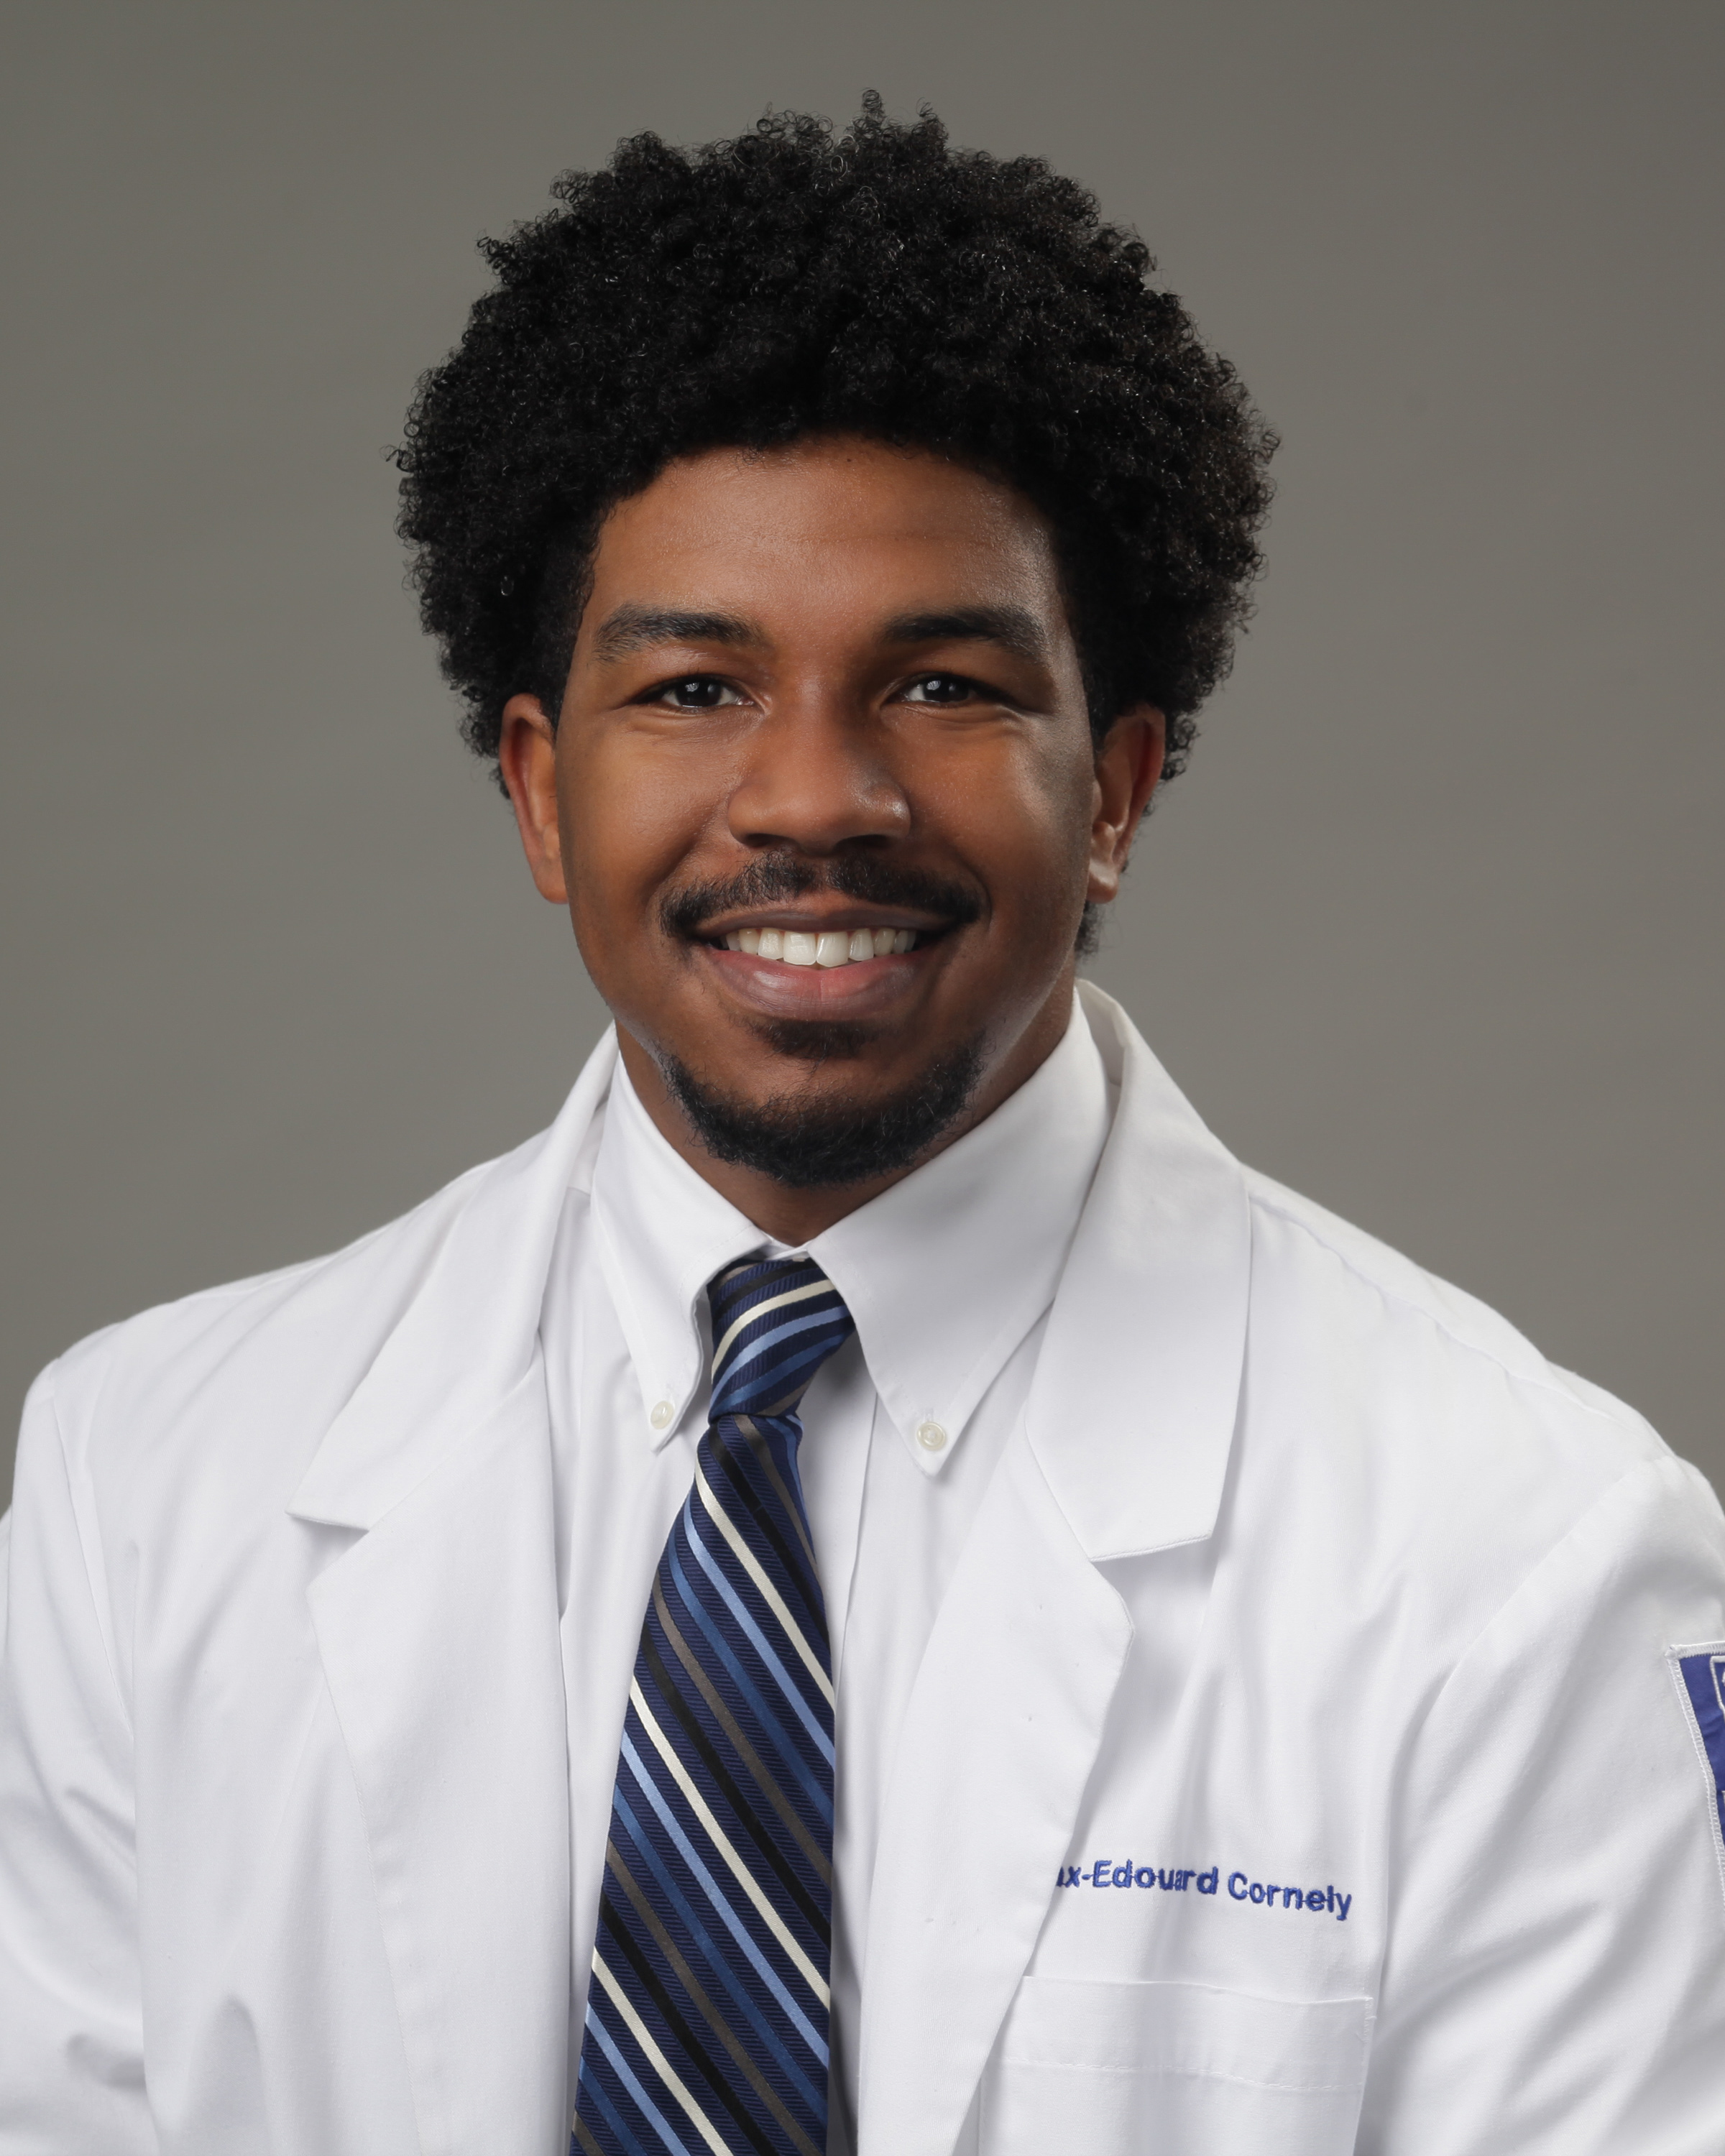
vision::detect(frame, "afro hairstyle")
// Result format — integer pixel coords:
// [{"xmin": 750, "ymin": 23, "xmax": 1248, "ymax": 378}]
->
[{"xmin": 395, "ymin": 96, "xmax": 1276, "ymax": 783}]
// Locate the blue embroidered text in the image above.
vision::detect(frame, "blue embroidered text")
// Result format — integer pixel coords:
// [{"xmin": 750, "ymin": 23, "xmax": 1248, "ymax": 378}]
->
[{"xmin": 1056, "ymin": 1860, "xmax": 1352, "ymax": 1921}]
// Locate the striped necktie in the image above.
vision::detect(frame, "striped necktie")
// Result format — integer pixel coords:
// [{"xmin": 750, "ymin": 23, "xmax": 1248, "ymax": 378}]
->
[{"xmin": 573, "ymin": 1255, "xmax": 854, "ymax": 2156}]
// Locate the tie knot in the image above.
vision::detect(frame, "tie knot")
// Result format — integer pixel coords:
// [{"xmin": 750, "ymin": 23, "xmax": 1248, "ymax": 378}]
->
[{"xmin": 707, "ymin": 1255, "xmax": 855, "ymax": 1420}]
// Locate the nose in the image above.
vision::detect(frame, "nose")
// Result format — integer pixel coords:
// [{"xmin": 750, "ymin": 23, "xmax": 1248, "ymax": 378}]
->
[{"xmin": 724, "ymin": 696, "xmax": 911, "ymax": 856}]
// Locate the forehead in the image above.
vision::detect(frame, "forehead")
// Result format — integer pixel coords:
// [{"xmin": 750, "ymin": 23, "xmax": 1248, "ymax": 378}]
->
[{"xmin": 581, "ymin": 436, "xmax": 1069, "ymax": 640}]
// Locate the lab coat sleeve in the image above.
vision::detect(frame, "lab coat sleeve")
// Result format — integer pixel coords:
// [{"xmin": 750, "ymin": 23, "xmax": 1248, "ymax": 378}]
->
[
  {"xmin": 0, "ymin": 1363, "xmax": 156, "ymax": 2154},
  {"xmin": 1358, "ymin": 1450, "xmax": 1725, "ymax": 2155}
]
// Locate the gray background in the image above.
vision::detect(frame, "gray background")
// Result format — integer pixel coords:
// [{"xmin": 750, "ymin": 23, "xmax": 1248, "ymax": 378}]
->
[{"xmin": 3, "ymin": 0, "xmax": 1720, "ymax": 1506}]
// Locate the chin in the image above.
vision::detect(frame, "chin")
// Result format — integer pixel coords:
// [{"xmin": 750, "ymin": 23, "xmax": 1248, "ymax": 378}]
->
[{"xmin": 658, "ymin": 1033, "xmax": 985, "ymax": 1189}]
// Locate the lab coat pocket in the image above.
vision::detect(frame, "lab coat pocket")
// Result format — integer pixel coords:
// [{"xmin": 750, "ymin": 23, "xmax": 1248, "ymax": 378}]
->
[{"xmin": 980, "ymin": 1975, "xmax": 1374, "ymax": 2156}]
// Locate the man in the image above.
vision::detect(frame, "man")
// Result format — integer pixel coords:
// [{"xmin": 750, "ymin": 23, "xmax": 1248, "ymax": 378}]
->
[{"xmin": 1, "ymin": 100, "xmax": 1721, "ymax": 2156}]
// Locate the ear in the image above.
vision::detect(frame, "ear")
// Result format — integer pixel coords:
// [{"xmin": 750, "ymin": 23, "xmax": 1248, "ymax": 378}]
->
[
  {"xmin": 1086, "ymin": 706, "xmax": 1166, "ymax": 907},
  {"xmin": 498, "ymin": 693, "xmax": 568, "ymax": 905}
]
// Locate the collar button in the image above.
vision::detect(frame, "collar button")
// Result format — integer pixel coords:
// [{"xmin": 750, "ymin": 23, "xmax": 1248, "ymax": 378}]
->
[
  {"xmin": 915, "ymin": 1418, "xmax": 949, "ymax": 1453},
  {"xmin": 650, "ymin": 1399, "xmax": 675, "ymax": 1431}
]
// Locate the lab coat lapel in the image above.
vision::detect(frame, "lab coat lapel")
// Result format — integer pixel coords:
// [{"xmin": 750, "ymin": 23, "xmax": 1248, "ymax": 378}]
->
[
  {"xmin": 289, "ymin": 1032, "xmax": 621, "ymax": 2156},
  {"xmin": 858, "ymin": 1430, "xmax": 1132, "ymax": 2156},
  {"xmin": 307, "ymin": 1365, "xmax": 569, "ymax": 2156},
  {"xmin": 859, "ymin": 988, "xmax": 1250, "ymax": 2156}
]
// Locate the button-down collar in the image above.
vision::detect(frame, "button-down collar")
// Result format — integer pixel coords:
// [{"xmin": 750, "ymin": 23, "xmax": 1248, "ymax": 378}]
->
[{"xmin": 587, "ymin": 996, "xmax": 1113, "ymax": 1475}]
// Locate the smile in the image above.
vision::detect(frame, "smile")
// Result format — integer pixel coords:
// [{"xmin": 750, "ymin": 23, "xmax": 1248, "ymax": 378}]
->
[{"xmin": 719, "ymin": 926, "xmax": 921, "ymax": 967}]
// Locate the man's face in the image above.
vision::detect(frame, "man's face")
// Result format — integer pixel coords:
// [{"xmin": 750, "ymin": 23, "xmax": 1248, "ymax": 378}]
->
[{"xmin": 501, "ymin": 436, "xmax": 1161, "ymax": 1212}]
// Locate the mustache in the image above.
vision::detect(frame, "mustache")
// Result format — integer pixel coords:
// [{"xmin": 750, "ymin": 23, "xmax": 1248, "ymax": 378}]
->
[{"xmin": 659, "ymin": 855, "xmax": 985, "ymax": 941}]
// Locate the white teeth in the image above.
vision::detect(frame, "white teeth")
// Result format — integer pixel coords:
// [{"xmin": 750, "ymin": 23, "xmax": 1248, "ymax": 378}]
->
[{"xmin": 722, "ymin": 925, "xmax": 921, "ymax": 965}]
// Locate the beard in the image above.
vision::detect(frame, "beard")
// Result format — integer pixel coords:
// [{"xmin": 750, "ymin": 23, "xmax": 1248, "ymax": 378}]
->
[{"xmin": 659, "ymin": 1031, "xmax": 986, "ymax": 1189}]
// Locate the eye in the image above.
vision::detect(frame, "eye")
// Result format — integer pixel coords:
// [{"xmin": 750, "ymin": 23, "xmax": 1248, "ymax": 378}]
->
[
  {"xmin": 645, "ymin": 676, "xmax": 746, "ymax": 711},
  {"xmin": 899, "ymin": 673, "xmax": 980, "ymax": 706}
]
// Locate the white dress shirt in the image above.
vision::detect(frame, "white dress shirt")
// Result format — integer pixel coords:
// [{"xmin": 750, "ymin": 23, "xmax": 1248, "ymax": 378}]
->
[{"xmin": 538, "ymin": 995, "xmax": 1113, "ymax": 2149}]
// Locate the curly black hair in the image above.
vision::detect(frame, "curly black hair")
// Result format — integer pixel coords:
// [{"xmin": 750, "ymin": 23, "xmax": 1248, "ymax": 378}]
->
[{"xmin": 395, "ymin": 96, "xmax": 1275, "ymax": 784}]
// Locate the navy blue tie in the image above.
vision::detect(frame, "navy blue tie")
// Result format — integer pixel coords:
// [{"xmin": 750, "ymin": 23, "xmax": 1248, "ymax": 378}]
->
[{"xmin": 573, "ymin": 1256, "xmax": 854, "ymax": 2156}]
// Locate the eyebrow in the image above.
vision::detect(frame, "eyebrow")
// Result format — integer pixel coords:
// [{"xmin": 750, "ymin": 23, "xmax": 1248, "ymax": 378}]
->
[
  {"xmin": 880, "ymin": 606, "xmax": 1049, "ymax": 663},
  {"xmin": 590, "ymin": 599, "xmax": 1051, "ymax": 668},
  {"xmin": 591, "ymin": 605, "xmax": 763, "ymax": 663}
]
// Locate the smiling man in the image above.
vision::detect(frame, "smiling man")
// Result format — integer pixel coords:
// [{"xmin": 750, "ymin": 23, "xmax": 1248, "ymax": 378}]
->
[{"xmin": 4, "ymin": 103, "xmax": 1724, "ymax": 2156}]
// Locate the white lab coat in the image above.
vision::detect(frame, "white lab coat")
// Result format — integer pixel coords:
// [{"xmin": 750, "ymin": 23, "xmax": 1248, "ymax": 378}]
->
[{"xmin": 2, "ymin": 985, "xmax": 1722, "ymax": 2155}]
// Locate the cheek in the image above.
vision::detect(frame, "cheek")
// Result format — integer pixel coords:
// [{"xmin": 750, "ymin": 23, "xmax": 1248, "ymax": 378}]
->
[
  {"xmin": 557, "ymin": 734, "xmax": 720, "ymax": 934},
  {"xmin": 924, "ymin": 732, "xmax": 1095, "ymax": 916}
]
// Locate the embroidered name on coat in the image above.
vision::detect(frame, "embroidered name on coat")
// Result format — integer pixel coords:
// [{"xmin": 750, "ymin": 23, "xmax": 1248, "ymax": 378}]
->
[{"xmin": 1054, "ymin": 1859, "xmax": 1353, "ymax": 1922}]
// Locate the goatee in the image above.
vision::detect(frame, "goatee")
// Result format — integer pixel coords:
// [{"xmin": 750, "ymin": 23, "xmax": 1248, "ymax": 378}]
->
[{"xmin": 659, "ymin": 1034, "xmax": 986, "ymax": 1190}]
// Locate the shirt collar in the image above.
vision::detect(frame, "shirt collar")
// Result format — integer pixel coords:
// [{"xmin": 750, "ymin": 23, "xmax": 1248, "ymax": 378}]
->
[{"xmin": 587, "ymin": 995, "xmax": 1113, "ymax": 1476}]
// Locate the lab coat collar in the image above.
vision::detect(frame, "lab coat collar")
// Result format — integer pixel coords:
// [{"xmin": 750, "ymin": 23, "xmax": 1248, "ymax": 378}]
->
[
  {"xmin": 1026, "ymin": 981, "xmax": 1251, "ymax": 1561},
  {"xmin": 287, "ymin": 1031, "xmax": 620, "ymax": 1532}
]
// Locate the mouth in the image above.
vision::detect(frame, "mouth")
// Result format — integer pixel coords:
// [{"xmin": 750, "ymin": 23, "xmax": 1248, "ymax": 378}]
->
[
  {"xmin": 662, "ymin": 862, "xmax": 981, "ymax": 1026},
  {"xmin": 689, "ymin": 906, "xmax": 954, "ymax": 1019}
]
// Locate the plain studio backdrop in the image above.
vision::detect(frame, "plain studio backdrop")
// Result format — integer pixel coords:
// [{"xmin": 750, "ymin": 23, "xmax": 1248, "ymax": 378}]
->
[{"xmin": 2, "ymin": 0, "xmax": 1720, "ymax": 1507}]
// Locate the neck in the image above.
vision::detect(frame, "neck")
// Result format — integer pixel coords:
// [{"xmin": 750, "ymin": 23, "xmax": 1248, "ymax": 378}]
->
[{"xmin": 615, "ymin": 985, "xmax": 1074, "ymax": 1244}]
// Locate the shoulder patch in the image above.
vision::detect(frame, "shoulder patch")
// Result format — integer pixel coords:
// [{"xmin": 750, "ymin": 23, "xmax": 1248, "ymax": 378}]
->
[{"xmin": 1669, "ymin": 1642, "xmax": 1725, "ymax": 1905}]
